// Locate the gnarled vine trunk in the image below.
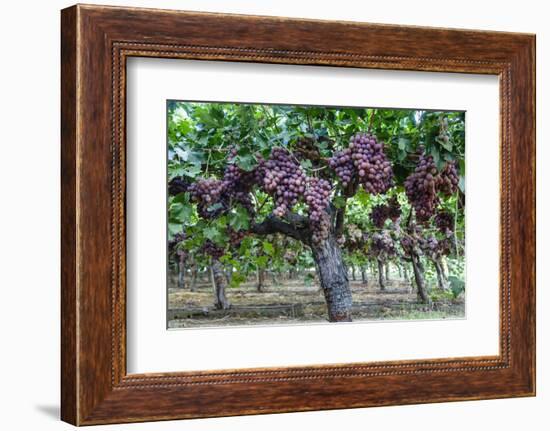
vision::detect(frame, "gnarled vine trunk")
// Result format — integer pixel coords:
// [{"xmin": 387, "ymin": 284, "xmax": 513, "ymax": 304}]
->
[
  {"xmin": 311, "ymin": 234, "xmax": 352, "ymax": 322},
  {"xmin": 250, "ymin": 213, "xmax": 351, "ymax": 322},
  {"xmin": 256, "ymin": 268, "xmax": 266, "ymax": 292},
  {"xmin": 177, "ymin": 253, "xmax": 185, "ymax": 289},
  {"xmin": 189, "ymin": 264, "xmax": 198, "ymax": 292},
  {"xmin": 225, "ymin": 265, "xmax": 233, "ymax": 286},
  {"xmin": 411, "ymin": 254, "xmax": 430, "ymax": 303},
  {"xmin": 211, "ymin": 260, "xmax": 230, "ymax": 310},
  {"xmin": 288, "ymin": 268, "xmax": 296, "ymax": 280},
  {"xmin": 270, "ymin": 270, "xmax": 279, "ymax": 286},
  {"xmin": 433, "ymin": 258, "xmax": 449, "ymax": 291},
  {"xmin": 361, "ymin": 266, "xmax": 368, "ymax": 284},
  {"xmin": 377, "ymin": 258, "xmax": 386, "ymax": 291}
]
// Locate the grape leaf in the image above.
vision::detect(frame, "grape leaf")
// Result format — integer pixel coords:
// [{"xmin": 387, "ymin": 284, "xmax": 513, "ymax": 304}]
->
[
  {"xmin": 236, "ymin": 154, "xmax": 257, "ymax": 172},
  {"xmin": 228, "ymin": 206, "xmax": 250, "ymax": 231},
  {"xmin": 256, "ymin": 255, "xmax": 269, "ymax": 268},
  {"xmin": 262, "ymin": 241, "xmax": 274, "ymax": 255}
]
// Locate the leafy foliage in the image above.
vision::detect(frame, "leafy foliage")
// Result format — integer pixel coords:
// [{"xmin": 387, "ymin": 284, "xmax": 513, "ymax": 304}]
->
[{"xmin": 167, "ymin": 102, "xmax": 465, "ymax": 289}]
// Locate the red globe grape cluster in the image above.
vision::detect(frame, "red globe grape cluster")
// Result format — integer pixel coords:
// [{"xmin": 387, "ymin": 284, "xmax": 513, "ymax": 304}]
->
[
  {"xmin": 329, "ymin": 133, "xmax": 394, "ymax": 194},
  {"xmin": 370, "ymin": 231, "xmax": 397, "ymax": 259},
  {"xmin": 168, "ymin": 231, "xmax": 186, "ymax": 258},
  {"xmin": 341, "ymin": 224, "xmax": 367, "ymax": 252},
  {"xmin": 437, "ymin": 161, "xmax": 459, "ymax": 196},
  {"xmin": 201, "ymin": 240, "xmax": 225, "ymax": 260},
  {"xmin": 350, "ymin": 133, "xmax": 394, "ymax": 193},
  {"xmin": 304, "ymin": 177, "xmax": 332, "ymax": 244},
  {"xmin": 221, "ymin": 151, "xmax": 258, "ymax": 215},
  {"xmin": 370, "ymin": 196, "xmax": 402, "ymax": 229},
  {"xmin": 386, "ymin": 196, "xmax": 401, "ymax": 221},
  {"xmin": 370, "ymin": 204, "xmax": 389, "ymax": 228},
  {"xmin": 405, "ymin": 148, "xmax": 461, "ymax": 223},
  {"xmin": 420, "ymin": 235, "xmax": 453, "ymax": 259},
  {"xmin": 258, "ymin": 148, "xmax": 307, "ymax": 217},
  {"xmin": 421, "ymin": 235, "xmax": 439, "ymax": 256},
  {"xmin": 404, "ymin": 150, "xmax": 440, "ymax": 223},
  {"xmin": 434, "ymin": 210, "xmax": 454, "ymax": 234},
  {"xmin": 222, "ymin": 149, "xmax": 258, "ymax": 194},
  {"xmin": 228, "ymin": 228, "xmax": 248, "ymax": 247},
  {"xmin": 188, "ymin": 178, "xmax": 227, "ymax": 219},
  {"xmin": 188, "ymin": 149, "xmax": 260, "ymax": 219},
  {"xmin": 329, "ymin": 147, "xmax": 354, "ymax": 187}
]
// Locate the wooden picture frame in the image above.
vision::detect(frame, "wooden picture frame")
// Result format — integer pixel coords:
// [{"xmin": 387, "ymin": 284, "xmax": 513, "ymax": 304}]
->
[{"xmin": 61, "ymin": 4, "xmax": 535, "ymax": 425}]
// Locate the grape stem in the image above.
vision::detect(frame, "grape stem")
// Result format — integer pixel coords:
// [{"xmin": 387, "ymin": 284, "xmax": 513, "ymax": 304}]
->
[{"xmin": 204, "ymin": 150, "xmax": 212, "ymax": 177}]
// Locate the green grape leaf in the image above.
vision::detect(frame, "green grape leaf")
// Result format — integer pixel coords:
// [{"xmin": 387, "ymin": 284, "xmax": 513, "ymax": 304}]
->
[
  {"xmin": 262, "ymin": 241, "xmax": 274, "ymax": 255},
  {"xmin": 228, "ymin": 206, "xmax": 250, "ymax": 231}
]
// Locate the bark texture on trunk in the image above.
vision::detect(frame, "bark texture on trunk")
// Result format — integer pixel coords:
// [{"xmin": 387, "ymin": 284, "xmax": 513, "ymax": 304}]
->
[
  {"xmin": 270, "ymin": 271, "xmax": 279, "ymax": 285},
  {"xmin": 224, "ymin": 265, "xmax": 232, "ymax": 286},
  {"xmin": 177, "ymin": 254, "xmax": 185, "ymax": 289},
  {"xmin": 250, "ymin": 212, "xmax": 352, "ymax": 322},
  {"xmin": 377, "ymin": 258, "xmax": 386, "ymax": 290},
  {"xmin": 256, "ymin": 268, "xmax": 265, "ymax": 292},
  {"xmin": 361, "ymin": 266, "xmax": 368, "ymax": 284},
  {"xmin": 190, "ymin": 265, "xmax": 198, "ymax": 292},
  {"xmin": 311, "ymin": 235, "xmax": 352, "ymax": 322},
  {"xmin": 211, "ymin": 260, "xmax": 230, "ymax": 310},
  {"xmin": 434, "ymin": 258, "xmax": 449, "ymax": 291},
  {"xmin": 411, "ymin": 254, "xmax": 430, "ymax": 303},
  {"xmin": 351, "ymin": 266, "xmax": 356, "ymax": 281}
]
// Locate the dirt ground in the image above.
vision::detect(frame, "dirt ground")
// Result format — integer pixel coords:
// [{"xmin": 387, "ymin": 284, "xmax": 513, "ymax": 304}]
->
[{"xmin": 167, "ymin": 273, "xmax": 465, "ymax": 329}]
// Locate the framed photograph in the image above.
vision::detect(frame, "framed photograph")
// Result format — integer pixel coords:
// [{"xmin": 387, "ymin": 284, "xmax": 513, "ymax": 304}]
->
[{"xmin": 61, "ymin": 4, "xmax": 536, "ymax": 425}]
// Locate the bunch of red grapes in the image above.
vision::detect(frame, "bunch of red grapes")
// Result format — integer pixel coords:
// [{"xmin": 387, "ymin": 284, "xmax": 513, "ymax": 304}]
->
[
  {"xmin": 329, "ymin": 147, "xmax": 354, "ymax": 187},
  {"xmin": 405, "ymin": 146, "xmax": 460, "ymax": 223},
  {"xmin": 188, "ymin": 149, "xmax": 260, "ymax": 219},
  {"xmin": 370, "ymin": 231, "xmax": 397, "ymax": 258},
  {"xmin": 370, "ymin": 196, "xmax": 401, "ymax": 229},
  {"xmin": 329, "ymin": 133, "xmax": 394, "ymax": 194},
  {"xmin": 434, "ymin": 210, "xmax": 454, "ymax": 234},
  {"xmin": 420, "ymin": 235, "xmax": 453, "ymax": 258},
  {"xmin": 304, "ymin": 177, "xmax": 332, "ymax": 244},
  {"xmin": 404, "ymin": 151, "xmax": 440, "ymax": 223},
  {"xmin": 188, "ymin": 178, "xmax": 227, "ymax": 219},
  {"xmin": 222, "ymin": 149, "xmax": 258, "ymax": 194},
  {"xmin": 437, "ymin": 161, "xmax": 459, "ymax": 196},
  {"xmin": 228, "ymin": 228, "xmax": 248, "ymax": 247},
  {"xmin": 258, "ymin": 147, "xmax": 307, "ymax": 217},
  {"xmin": 386, "ymin": 196, "xmax": 401, "ymax": 221},
  {"xmin": 370, "ymin": 204, "xmax": 389, "ymax": 228},
  {"xmin": 201, "ymin": 240, "xmax": 225, "ymax": 260}
]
